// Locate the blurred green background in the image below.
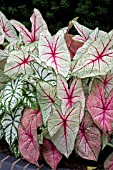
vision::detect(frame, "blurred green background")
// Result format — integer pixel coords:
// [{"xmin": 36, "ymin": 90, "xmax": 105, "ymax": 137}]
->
[{"xmin": 0, "ymin": 0, "xmax": 113, "ymax": 34}]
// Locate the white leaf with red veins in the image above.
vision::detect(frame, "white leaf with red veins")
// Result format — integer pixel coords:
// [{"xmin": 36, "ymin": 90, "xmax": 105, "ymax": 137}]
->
[
  {"xmin": 37, "ymin": 81, "xmax": 60, "ymax": 126},
  {"xmin": 48, "ymin": 102, "xmax": 81, "ymax": 158},
  {"xmin": 10, "ymin": 8, "xmax": 48, "ymax": 44},
  {"xmin": 18, "ymin": 116, "xmax": 39, "ymax": 166},
  {"xmin": 43, "ymin": 139, "xmax": 62, "ymax": 170},
  {"xmin": 38, "ymin": 30, "xmax": 71, "ymax": 77},
  {"xmin": 104, "ymin": 152, "xmax": 113, "ymax": 170},
  {"xmin": 4, "ymin": 48, "xmax": 34, "ymax": 78},
  {"xmin": 86, "ymin": 80, "xmax": 113, "ymax": 134},
  {"xmin": 75, "ymin": 111, "xmax": 101, "ymax": 161},
  {"xmin": 57, "ymin": 74, "xmax": 85, "ymax": 121},
  {"xmin": 73, "ymin": 30, "xmax": 113, "ymax": 78},
  {"xmin": 0, "ymin": 11, "xmax": 18, "ymax": 42},
  {"xmin": 72, "ymin": 21, "xmax": 93, "ymax": 42}
]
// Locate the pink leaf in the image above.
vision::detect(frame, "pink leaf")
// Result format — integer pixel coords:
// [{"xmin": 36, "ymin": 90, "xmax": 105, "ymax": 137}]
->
[
  {"xmin": 104, "ymin": 152, "xmax": 113, "ymax": 170},
  {"xmin": 0, "ymin": 11, "xmax": 17, "ymax": 42},
  {"xmin": 48, "ymin": 102, "xmax": 81, "ymax": 158},
  {"xmin": 75, "ymin": 111, "xmax": 101, "ymax": 161},
  {"xmin": 57, "ymin": 74, "xmax": 85, "ymax": 121},
  {"xmin": 38, "ymin": 30, "xmax": 71, "ymax": 77},
  {"xmin": 18, "ymin": 116, "xmax": 39, "ymax": 165},
  {"xmin": 86, "ymin": 79, "xmax": 113, "ymax": 133},
  {"xmin": 10, "ymin": 8, "xmax": 48, "ymax": 44},
  {"xmin": 43, "ymin": 139, "xmax": 62, "ymax": 170},
  {"xmin": 65, "ymin": 34, "xmax": 83, "ymax": 59},
  {"xmin": 21, "ymin": 107, "xmax": 43, "ymax": 128}
]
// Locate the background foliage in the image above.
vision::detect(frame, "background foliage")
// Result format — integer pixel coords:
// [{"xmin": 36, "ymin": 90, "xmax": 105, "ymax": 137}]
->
[{"xmin": 0, "ymin": 0, "xmax": 113, "ymax": 34}]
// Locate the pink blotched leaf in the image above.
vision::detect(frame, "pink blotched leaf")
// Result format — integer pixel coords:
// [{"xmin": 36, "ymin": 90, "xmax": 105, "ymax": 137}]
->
[
  {"xmin": 10, "ymin": 8, "xmax": 48, "ymax": 44},
  {"xmin": 64, "ymin": 34, "xmax": 83, "ymax": 59},
  {"xmin": 0, "ymin": 11, "xmax": 17, "ymax": 43},
  {"xmin": 104, "ymin": 152, "xmax": 113, "ymax": 170},
  {"xmin": 57, "ymin": 74, "xmax": 85, "ymax": 121},
  {"xmin": 4, "ymin": 49, "xmax": 34, "ymax": 78},
  {"xmin": 72, "ymin": 21, "xmax": 93, "ymax": 42},
  {"xmin": 75, "ymin": 111, "xmax": 101, "ymax": 161},
  {"xmin": 73, "ymin": 30, "xmax": 113, "ymax": 78},
  {"xmin": 18, "ymin": 117, "xmax": 39, "ymax": 166},
  {"xmin": 97, "ymin": 71, "xmax": 113, "ymax": 96},
  {"xmin": 86, "ymin": 79, "xmax": 113, "ymax": 134},
  {"xmin": 38, "ymin": 30, "xmax": 71, "ymax": 77},
  {"xmin": 21, "ymin": 107, "xmax": 43, "ymax": 128},
  {"xmin": 43, "ymin": 139, "xmax": 62, "ymax": 170},
  {"xmin": 48, "ymin": 102, "xmax": 81, "ymax": 158}
]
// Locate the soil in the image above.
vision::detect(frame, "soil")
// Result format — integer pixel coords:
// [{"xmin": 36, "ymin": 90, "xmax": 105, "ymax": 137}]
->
[{"xmin": 0, "ymin": 138, "xmax": 112, "ymax": 170}]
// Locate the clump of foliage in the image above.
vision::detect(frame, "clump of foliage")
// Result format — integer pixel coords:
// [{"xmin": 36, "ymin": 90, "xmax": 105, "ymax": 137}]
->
[{"xmin": 0, "ymin": 8, "xmax": 113, "ymax": 170}]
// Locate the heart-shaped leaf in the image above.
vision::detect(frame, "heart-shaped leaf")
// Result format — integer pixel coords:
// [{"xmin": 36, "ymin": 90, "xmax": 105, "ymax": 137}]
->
[
  {"xmin": 21, "ymin": 107, "xmax": 43, "ymax": 128},
  {"xmin": 38, "ymin": 30, "xmax": 71, "ymax": 77},
  {"xmin": 57, "ymin": 74, "xmax": 85, "ymax": 121},
  {"xmin": 1, "ymin": 106, "xmax": 23, "ymax": 145},
  {"xmin": 1, "ymin": 76, "xmax": 23, "ymax": 112},
  {"xmin": 86, "ymin": 79, "xmax": 113, "ymax": 133},
  {"xmin": 48, "ymin": 102, "xmax": 81, "ymax": 158},
  {"xmin": 104, "ymin": 152, "xmax": 113, "ymax": 170},
  {"xmin": 43, "ymin": 139, "xmax": 62, "ymax": 170},
  {"xmin": 75, "ymin": 111, "xmax": 101, "ymax": 161},
  {"xmin": 4, "ymin": 48, "xmax": 34, "ymax": 78},
  {"xmin": 10, "ymin": 8, "xmax": 48, "ymax": 44},
  {"xmin": 18, "ymin": 116, "xmax": 39, "ymax": 166},
  {"xmin": 73, "ymin": 30, "xmax": 113, "ymax": 78},
  {"xmin": 0, "ymin": 69, "xmax": 11, "ymax": 91},
  {"xmin": 0, "ymin": 11, "xmax": 18, "ymax": 43},
  {"xmin": 37, "ymin": 81, "xmax": 60, "ymax": 126},
  {"xmin": 31, "ymin": 62, "xmax": 56, "ymax": 85}
]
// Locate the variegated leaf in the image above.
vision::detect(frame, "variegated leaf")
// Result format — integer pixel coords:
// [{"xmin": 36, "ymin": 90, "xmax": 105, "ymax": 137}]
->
[
  {"xmin": 73, "ymin": 30, "xmax": 113, "ymax": 78},
  {"xmin": 1, "ymin": 106, "xmax": 23, "ymax": 145},
  {"xmin": 1, "ymin": 76, "xmax": 23, "ymax": 112},
  {"xmin": 48, "ymin": 102, "xmax": 81, "ymax": 158},
  {"xmin": 31, "ymin": 62, "xmax": 56, "ymax": 85},
  {"xmin": 38, "ymin": 30, "xmax": 71, "ymax": 77}
]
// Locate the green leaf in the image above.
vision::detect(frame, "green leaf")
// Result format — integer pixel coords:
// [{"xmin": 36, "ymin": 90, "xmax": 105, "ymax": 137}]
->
[
  {"xmin": 0, "ymin": 124, "xmax": 4, "ymax": 140},
  {"xmin": 1, "ymin": 106, "xmax": 23, "ymax": 146},
  {"xmin": 0, "ymin": 69, "xmax": 11, "ymax": 91},
  {"xmin": 1, "ymin": 76, "xmax": 23, "ymax": 112}
]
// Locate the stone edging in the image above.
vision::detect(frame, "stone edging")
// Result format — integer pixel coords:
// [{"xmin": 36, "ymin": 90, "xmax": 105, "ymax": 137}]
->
[{"xmin": 0, "ymin": 153, "xmax": 70, "ymax": 170}]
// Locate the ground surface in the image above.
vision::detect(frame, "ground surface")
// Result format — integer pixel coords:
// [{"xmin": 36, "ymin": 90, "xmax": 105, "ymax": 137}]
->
[{"xmin": 0, "ymin": 139, "xmax": 108, "ymax": 170}]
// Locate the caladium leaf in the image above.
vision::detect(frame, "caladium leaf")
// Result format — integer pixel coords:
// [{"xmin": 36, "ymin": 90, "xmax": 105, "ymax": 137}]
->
[
  {"xmin": 75, "ymin": 111, "xmax": 101, "ymax": 161},
  {"xmin": 1, "ymin": 76, "xmax": 23, "ymax": 112},
  {"xmin": 43, "ymin": 139, "xmax": 62, "ymax": 170},
  {"xmin": 72, "ymin": 21, "xmax": 93, "ymax": 42},
  {"xmin": 86, "ymin": 79, "xmax": 113, "ymax": 133},
  {"xmin": 57, "ymin": 74, "xmax": 85, "ymax": 121},
  {"xmin": 22, "ymin": 82, "xmax": 38, "ymax": 110},
  {"xmin": 0, "ymin": 11, "xmax": 18, "ymax": 42},
  {"xmin": 4, "ymin": 48, "xmax": 34, "ymax": 78},
  {"xmin": 0, "ymin": 124, "xmax": 4, "ymax": 140},
  {"xmin": 48, "ymin": 102, "xmax": 81, "ymax": 158},
  {"xmin": 104, "ymin": 152, "xmax": 113, "ymax": 170},
  {"xmin": 31, "ymin": 62, "xmax": 56, "ymax": 85},
  {"xmin": 37, "ymin": 81, "xmax": 59, "ymax": 126},
  {"xmin": 10, "ymin": 8, "xmax": 48, "ymax": 44},
  {"xmin": 73, "ymin": 30, "xmax": 113, "ymax": 78},
  {"xmin": 64, "ymin": 34, "xmax": 83, "ymax": 59},
  {"xmin": 96, "ymin": 71, "xmax": 113, "ymax": 96},
  {"xmin": 1, "ymin": 106, "xmax": 23, "ymax": 146},
  {"xmin": 18, "ymin": 116, "xmax": 39, "ymax": 166},
  {"xmin": 38, "ymin": 30, "xmax": 71, "ymax": 77},
  {"xmin": 0, "ymin": 69, "xmax": 11, "ymax": 91},
  {"xmin": 21, "ymin": 107, "xmax": 43, "ymax": 128}
]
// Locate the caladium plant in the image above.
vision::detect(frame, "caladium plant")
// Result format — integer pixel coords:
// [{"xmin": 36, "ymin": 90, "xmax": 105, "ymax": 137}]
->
[{"xmin": 0, "ymin": 8, "xmax": 113, "ymax": 170}]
